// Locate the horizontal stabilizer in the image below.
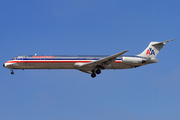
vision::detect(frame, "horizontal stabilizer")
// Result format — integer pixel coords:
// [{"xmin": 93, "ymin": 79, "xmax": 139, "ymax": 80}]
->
[{"xmin": 152, "ymin": 39, "xmax": 176, "ymax": 46}]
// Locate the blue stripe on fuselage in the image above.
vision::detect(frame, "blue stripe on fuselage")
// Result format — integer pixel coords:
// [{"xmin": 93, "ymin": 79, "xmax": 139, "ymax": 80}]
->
[
  {"xmin": 20, "ymin": 58, "xmax": 122, "ymax": 61},
  {"xmin": 14, "ymin": 55, "xmax": 147, "ymax": 61}
]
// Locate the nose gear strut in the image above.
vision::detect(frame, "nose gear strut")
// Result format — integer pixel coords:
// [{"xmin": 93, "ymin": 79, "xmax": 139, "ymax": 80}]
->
[{"xmin": 10, "ymin": 69, "xmax": 14, "ymax": 75}]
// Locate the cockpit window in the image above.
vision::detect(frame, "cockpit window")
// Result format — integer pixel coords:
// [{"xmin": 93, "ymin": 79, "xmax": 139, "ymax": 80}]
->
[{"xmin": 12, "ymin": 57, "xmax": 17, "ymax": 60}]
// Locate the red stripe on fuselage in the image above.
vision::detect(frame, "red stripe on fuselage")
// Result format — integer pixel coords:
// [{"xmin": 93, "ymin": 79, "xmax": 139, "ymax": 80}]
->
[
  {"xmin": 5, "ymin": 61, "xmax": 19, "ymax": 63},
  {"xmin": 114, "ymin": 61, "xmax": 122, "ymax": 63},
  {"xmin": 6, "ymin": 60, "xmax": 122, "ymax": 64}
]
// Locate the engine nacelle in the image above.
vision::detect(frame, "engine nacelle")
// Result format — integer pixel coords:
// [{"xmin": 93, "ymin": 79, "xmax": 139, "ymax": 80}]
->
[{"xmin": 121, "ymin": 57, "xmax": 147, "ymax": 66}]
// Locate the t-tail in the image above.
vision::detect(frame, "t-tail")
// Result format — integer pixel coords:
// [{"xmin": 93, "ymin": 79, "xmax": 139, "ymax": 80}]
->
[{"xmin": 137, "ymin": 39, "xmax": 175, "ymax": 59}]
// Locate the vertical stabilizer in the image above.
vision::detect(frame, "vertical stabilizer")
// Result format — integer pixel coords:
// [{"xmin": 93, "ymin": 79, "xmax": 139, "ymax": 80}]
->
[{"xmin": 137, "ymin": 39, "xmax": 175, "ymax": 58}]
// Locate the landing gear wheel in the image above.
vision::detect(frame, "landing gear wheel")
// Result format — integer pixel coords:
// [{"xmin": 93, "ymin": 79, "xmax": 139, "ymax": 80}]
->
[
  {"xmin": 96, "ymin": 69, "xmax": 101, "ymax": 74},
  {"xmin": 91, "ymin": 73, "xmax": 96, "ymax": 78},
  {"xmin": 11, "ymin": 71, "xmax": 14, "ymax": 75}
]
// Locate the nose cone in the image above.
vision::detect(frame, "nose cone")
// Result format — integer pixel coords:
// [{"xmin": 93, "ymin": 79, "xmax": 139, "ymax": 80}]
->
[{"xmin": 3, "ymin": 63, "xmax": 5, "ymax": 67}]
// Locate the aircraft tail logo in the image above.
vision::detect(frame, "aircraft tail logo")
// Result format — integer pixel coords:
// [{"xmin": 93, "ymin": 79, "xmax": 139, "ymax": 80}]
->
[{"xmin": 146, "ymin": 48, "xmax": 155, "ymax": 55}]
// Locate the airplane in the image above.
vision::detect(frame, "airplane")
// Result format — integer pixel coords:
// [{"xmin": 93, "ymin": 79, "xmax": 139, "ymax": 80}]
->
[{"xmin": 3, "ymin": 39, "xmax": 175, "ymax": 78}]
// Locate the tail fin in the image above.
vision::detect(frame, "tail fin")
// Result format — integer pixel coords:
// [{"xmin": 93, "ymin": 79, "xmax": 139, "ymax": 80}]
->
[{"xmin": 137, "ymin": 39, "xmax": 175, "ymax": 58}]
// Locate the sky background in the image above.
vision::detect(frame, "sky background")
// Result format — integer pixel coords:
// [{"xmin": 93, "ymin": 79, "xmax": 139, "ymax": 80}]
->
[{"xmin": 0, "ymin": 0, "xmax": 180, "ymax": 120}]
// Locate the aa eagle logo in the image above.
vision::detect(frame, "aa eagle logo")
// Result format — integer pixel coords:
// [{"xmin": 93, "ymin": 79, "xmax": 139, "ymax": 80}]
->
[{"xmin": 146, "ymin": 48, "xmax": 155, "ymax": 55}]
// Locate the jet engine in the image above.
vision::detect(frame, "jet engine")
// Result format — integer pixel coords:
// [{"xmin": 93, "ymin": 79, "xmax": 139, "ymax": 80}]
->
[{"xmin": 121, "ymin": 57, "xmax": 147, "ymax": 66}]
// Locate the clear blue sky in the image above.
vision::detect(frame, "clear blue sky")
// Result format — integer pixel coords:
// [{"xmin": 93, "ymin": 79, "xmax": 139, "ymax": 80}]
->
[{"xmin": 0, "ymin": 0, "xmax": 180, "ymax": 120}]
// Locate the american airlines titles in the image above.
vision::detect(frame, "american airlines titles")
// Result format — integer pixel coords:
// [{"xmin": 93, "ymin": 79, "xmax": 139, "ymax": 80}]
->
[{"xmin": 32, "ymin": 56, "xmax": 55, "ymax": 58}]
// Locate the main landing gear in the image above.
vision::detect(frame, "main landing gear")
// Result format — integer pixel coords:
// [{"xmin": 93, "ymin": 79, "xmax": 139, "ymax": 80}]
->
[
  {"xmin": 96, "ymin": 69, "xmax": 101, "ymax": 74},
  {"xmin": 91, "ymin": 73, "xmax": 96, "ymax": 78},
  {"xmin": 91, "ymin": 69, "xmax": 101, "ymax": 78}
]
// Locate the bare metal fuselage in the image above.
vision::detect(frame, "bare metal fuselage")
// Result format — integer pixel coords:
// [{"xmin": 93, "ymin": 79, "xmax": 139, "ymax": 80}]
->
[{"xmin": 4, "ymin": 55, "xmax": 137, "ymax": 70}]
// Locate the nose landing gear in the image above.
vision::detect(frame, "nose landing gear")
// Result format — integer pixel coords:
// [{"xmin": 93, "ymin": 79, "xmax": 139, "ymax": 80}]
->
[{"xmin": 10, "ymin": 69, "xmax": 14, "ymax": 75}]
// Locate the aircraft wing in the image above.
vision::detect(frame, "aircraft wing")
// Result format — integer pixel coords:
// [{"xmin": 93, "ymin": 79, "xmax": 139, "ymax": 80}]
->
[{"xmin": 77, "ymin": 50, "xmax": 128, "ymax": 73}]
